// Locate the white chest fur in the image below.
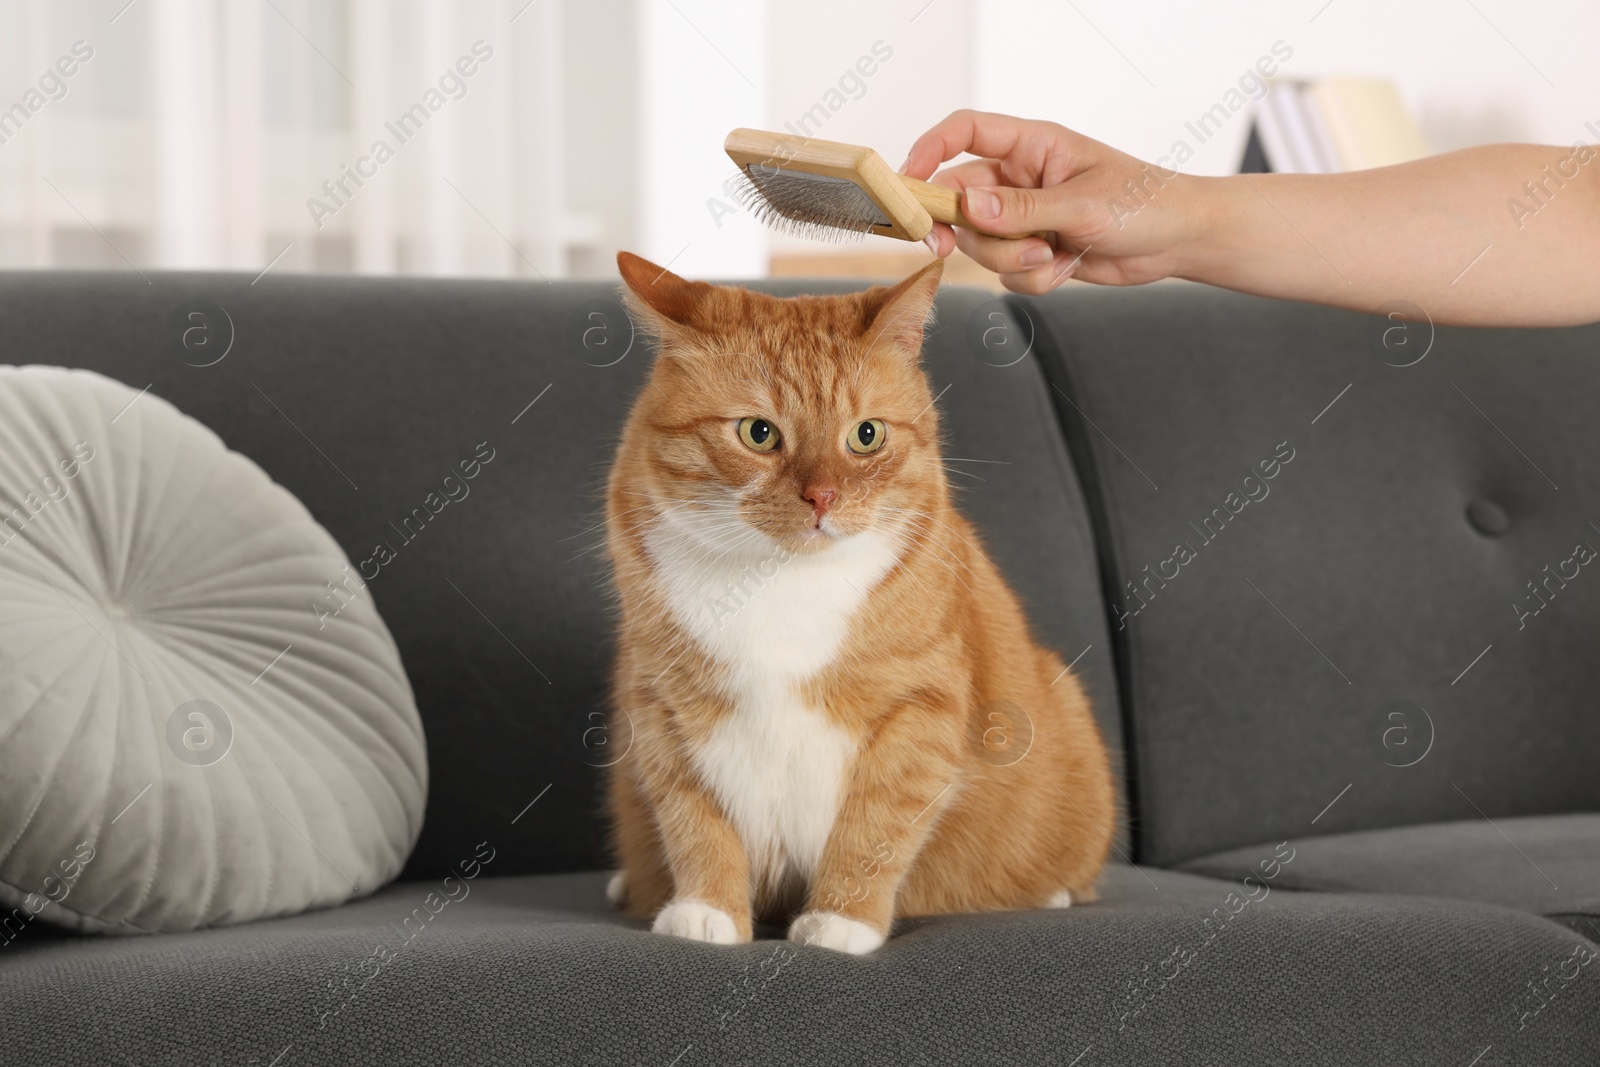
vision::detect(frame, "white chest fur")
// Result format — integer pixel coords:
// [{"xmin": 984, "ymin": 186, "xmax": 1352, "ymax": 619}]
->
[{"xmin": 643, "ymin": 508, "xmax": 902, "ymax": 888}]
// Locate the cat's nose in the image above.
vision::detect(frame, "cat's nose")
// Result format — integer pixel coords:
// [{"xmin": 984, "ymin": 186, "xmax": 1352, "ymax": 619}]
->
[{"xmin": 803, "ymin": 484, "xmax": 839, "ymax": 518}]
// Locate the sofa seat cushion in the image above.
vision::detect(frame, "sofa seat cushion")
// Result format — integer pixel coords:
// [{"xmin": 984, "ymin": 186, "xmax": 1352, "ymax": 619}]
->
[
  {"xmin": 2, "ymin": 867, "xmax": 1596, "ymax": 1065},
  {"xmin": 1176, "ymin": 814, "xmax": 1600, "ymax": 936}
]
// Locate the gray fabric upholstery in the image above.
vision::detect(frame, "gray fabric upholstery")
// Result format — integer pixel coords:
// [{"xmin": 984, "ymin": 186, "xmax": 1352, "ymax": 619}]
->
[
  {"xmin": 3, "ymin": 867, "xmax": 1595, "ymax": 1065},
  {"xmin": 1177, "ymin": 814, "xmax": 1600, "ymax": 935},
  {"xmin": 1018, "ymin": 282, "xmax": 1600, "ymax": 866},
  {"xmin": 0, "ymin": 271, "xmax": 1121, "ymax": 881}
]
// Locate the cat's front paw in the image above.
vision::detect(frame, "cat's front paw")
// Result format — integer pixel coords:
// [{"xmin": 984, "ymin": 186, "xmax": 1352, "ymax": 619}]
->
[
  {"xmin": 652, "ymin": 899, "xmax": 740, "ymax": 944},
  {"xmin": 787, "ymin": 911, "xmax": 886, "ymax": 955}
]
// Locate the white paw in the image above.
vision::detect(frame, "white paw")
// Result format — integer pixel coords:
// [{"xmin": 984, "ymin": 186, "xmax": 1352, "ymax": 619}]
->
[
  {"xmin": 1046, "ymin": 889, "xmax": 1073, "ymax": 909},
  {"xmin": 606, "ymin": 871, "xmax": 626, "ymax": 906},
  {"xmin": 652, "ymin": 899, "xmax": 738, "ymax": 944},
  {"xmin": 787, "ymin": 911, "xmax": 886, "ymax": 955}
]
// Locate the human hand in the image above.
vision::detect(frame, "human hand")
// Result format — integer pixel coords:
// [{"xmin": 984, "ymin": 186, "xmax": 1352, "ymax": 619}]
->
[
  {"xmin": 906, "ymin": 112, "xmax": 1600, "ymax": 324},
  {"xmin": 901, "ymin": 110, "xmax": 1214, "ymax": 294}
]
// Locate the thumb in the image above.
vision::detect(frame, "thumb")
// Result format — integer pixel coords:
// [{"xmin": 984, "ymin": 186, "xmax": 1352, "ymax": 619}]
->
[{"xmin": 960, "ymin": 184, "xmax": 1074, "ymax": 237}]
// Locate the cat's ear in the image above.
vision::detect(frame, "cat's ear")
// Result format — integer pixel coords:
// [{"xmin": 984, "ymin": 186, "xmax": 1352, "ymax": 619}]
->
[
  {"xmin": 859, "ymin": 258, "xmax": 944, "ymax": 354},
  {"xmin": 617, "ymin": 251, "xmax": 713, "ymax": 340}
]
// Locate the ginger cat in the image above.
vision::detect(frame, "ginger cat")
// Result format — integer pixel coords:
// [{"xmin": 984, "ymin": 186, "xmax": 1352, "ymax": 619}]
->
[{"xmin": 602, "ymin": 251, "xmax": 1114, "ymax": 954}]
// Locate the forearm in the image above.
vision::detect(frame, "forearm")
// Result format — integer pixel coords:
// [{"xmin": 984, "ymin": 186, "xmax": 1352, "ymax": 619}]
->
[{"xmin": 1175, "ymin": 144, "xmax": 1600, "ymax": 327}]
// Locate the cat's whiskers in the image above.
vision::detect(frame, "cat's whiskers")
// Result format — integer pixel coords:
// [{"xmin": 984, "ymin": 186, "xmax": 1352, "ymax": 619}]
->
[
  {"xmin": 565, "ymin": 540, "xmax": 614, "ymax": 564},
  {"xmin": 662, "ymin": 505, "xmax": 759, "ymax": 542},
  {"xmin": 648, "ymin": 529, "xmax": 752, "ymax": 590},
  {"xmin": 919, "ymin": 510, "xmax": 984, "ymax": 558},
  {"xmin": 812, "ymin": 503, "xmax": 944, "ymax": 608},
  {"xmin": 875, "ymin": 507, "xmax": 982, "ymax": 595},
  {"xmin": 913, "ymin": 521, "xmax": 981, "ymax": 581},
  {"xmin": 563, "ymin": 497, "xmax": 682, "ymax": 543},
  {"xmin": 921, "ymin": 551, "xmax": 978, "ymax": 596},
  {"xmin": 687, "ymin": 525, "xmax": 766, "ymax": 565},
  {"xmin": 650, "ymin": 509, "xmax": 773, "ymax": 595},
  {"xmin": 640, "ymin": 499, "xmax": 741, "ymax": 531},
  {"xmin": 568, "ymin": 498, "xmax": 709, "ymax": 565}
]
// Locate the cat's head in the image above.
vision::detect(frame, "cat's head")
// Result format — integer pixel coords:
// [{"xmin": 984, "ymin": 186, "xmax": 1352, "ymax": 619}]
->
[{"xmin": 615, "ymin": 251, "xmax": 946, "ymax": 556}]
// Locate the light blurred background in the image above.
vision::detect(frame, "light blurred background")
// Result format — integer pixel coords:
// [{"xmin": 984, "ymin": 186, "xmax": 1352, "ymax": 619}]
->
[{"xmin": 0, "ymin": 0, "xmax": 1594, "ymax": 283}]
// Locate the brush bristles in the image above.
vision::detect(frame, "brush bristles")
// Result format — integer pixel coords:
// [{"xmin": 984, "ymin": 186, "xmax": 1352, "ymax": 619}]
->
[{"xmin": 728, "ymin": 165, "xmax": 888, "ymax": 243}]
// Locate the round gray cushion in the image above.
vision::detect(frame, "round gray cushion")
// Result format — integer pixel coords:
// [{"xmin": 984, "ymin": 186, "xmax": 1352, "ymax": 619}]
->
[{"xmin": 0, "ymin": 366, "xmax": 427, "ymax": 934}]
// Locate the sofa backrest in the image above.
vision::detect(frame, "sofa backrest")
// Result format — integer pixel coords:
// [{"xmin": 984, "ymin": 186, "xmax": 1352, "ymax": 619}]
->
[
  {"xmin": 0, "ymin": 272, "xmax": 1121, "ymax": 881},
  {"xmin": 1021, "ymin": 283, "xmax": 1600, "ymax": 866}
]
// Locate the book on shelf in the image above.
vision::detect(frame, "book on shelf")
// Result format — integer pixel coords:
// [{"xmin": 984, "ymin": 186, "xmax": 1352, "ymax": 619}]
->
[{"xmin": 1241, "ymin": 77, "xmax": 1429, "ymax": 174}]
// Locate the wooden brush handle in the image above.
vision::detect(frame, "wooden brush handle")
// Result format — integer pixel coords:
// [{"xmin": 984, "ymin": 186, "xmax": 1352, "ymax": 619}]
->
[{"xmin": 900, "ymin": 176, "xmax": 1046, "ymax": 241}]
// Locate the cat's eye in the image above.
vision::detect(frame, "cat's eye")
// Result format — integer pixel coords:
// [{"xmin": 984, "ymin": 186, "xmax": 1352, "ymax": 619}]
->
[
  {"xmin": 738, "ymin": 417, "xmax": 780, "ymax": 453},
  {"xmin": 847, "ymin": 419, "xmax": 886, "ymax": 455}
]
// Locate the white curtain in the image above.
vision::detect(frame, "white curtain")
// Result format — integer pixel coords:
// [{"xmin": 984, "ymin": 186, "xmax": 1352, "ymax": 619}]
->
[{"xmin": 0, "ymin": 0, "xmax": 608, "ymax": 278}]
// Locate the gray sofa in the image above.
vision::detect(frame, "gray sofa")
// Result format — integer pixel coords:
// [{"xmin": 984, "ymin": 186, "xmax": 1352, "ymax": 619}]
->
[{"xmin": 1, "ymin": 271, "xmax": 1597, "ymax": 1065}]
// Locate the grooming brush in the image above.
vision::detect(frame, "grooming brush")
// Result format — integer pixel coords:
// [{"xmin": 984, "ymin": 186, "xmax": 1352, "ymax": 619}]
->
[{"xmin": 726, "ymin": 128, "xmax": 1033, "ymax": 243}]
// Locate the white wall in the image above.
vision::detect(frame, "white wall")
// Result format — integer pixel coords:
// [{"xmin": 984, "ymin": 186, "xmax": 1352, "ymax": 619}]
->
[
  {"xmin": 762, "ymin": 0, "xmax": 975, "ymax": 256},
  {"xmin": 636, "ymin": 0, "xmax": 768, "ymax": 279},
  {"xmin": 968, "ymin": 0, "xmax": 1598, "ymax": 180}
]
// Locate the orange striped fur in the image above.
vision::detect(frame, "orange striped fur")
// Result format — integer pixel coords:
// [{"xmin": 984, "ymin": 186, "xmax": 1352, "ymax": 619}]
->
[{"xmin": 603, "ymin": 251, "xmax": 1114, "ymax": 953}]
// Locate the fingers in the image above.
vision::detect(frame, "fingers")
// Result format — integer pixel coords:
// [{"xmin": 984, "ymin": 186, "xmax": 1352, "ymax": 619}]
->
[
  {"xmin": 931, "ymin": 156, "xmax": 1096, "ymax": 242},
  {"xmin": 926, "ymin": 157, "xmax": 1067, "ymax": 272},
  {"xmin": 929, "ymin": 184, "xmax": 1083, "ymax": 290},
  {"xmin": 924, "ymin": 161, "xmax": 1002, "ymax": 258},
  {"xmin": 996, "ymin": 248, "xmax": 1084, "ymax": 296},
  {"xmin": 924, "ymin": 222, "xmax": 956, "ymax": 258},
  {"xmin": 926, "ymin": 221, "xmax": 1074, "ymax": 291},
  {"xmin": 904, "ymin": 114, "xmax": 1096, "ymax": 287},
  {"xmin": 927, "ymin": 158, "xmax": 1006, "ymax": 193},
  {"xmin": 901, "ymin": 109, "xmax": 1031, "ymax": 179},
  {"xmin": 962, "ymin": 182, "xmax": 1088, "ymax": 239},
  {"xmin": 948, "ymin": 223, "xmax": 1054, "ymax": 274}
]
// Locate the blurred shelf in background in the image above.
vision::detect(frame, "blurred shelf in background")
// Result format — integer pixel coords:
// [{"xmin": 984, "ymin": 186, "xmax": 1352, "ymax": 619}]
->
[{"xmin": 1242, "ymin": 77, "xmax": 1430, "ymax": 174}]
